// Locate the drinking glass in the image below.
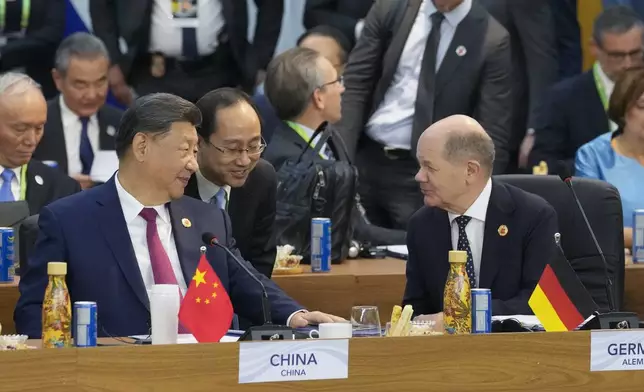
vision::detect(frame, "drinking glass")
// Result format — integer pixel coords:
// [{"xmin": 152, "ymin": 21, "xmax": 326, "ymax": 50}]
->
[{"xmin": 350, "ymin": 306, "xmax": 382, "ymax": 337}]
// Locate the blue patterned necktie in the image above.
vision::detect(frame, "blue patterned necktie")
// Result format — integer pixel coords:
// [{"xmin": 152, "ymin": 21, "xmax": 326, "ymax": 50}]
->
[
  {"xmin": 455, "ymin": 215, "xmax": 477, "ymax": 287},
  {"xmin": 0, "ymin": 169, "xmax": 15, "ymax": 202},
  {"xmin": 211, "ymin": 188, "xmax": 227, "ymax": 210},
  {"xmin": 79, "ymin": 117, "xmax": 94, "ymax": 175}
]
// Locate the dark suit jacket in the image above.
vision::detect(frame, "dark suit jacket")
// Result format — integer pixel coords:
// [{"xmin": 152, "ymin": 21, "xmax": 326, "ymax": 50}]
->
[
  {"xmin": 15, "ymin": 176, "xmax": 301, "ymax": 338},
  {"xmin": 32, "ymin": 99, "xmax": 123, "ymax": 175},
  {"xmin": 529, "ymin": 71, "xmax": 608, "ymax": 174},
  {"xmin": 303, "ymin": 0, "xmax": 375, "ymax": 47},
  {"xmin": 90, "ymin": 0, "xmax": 284, "ymax": 91},
  {"xmin": 480, "ymin": 0, "xmax": 558, "ymax": 148},
  {"xmin": 549, "ymin": 0, "xmax": 581, "ymax": 80},
  {"xmin": 184, "ymin": 159, "xmax": 277, "ymax": 279},
  {"xmin": 253, "ymin": 93, "xmax": 279, "ymax": 144},
  {"xmin": 403, "ymin": 180, "xmax": 559, "ymax": 316},
  {"xmin": 24, "ymin": 159, "xmax": 81, "ymax": 215},
  {"xmin": 0, "ymin": 0, "xmax": 65, "ymax": 98},
  {"xmin": 334, "ymin": 0, "xmax": 512, "ymax": 173}
]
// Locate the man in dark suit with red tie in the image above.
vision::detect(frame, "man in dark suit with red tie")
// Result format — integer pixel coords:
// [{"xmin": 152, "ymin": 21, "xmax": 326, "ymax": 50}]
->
[
  {"xmin": 404, "ymin": 115, "xmax": 558, "ymax": 324},
  {"xmin": 15, "ymin": 93, "xmax": 343, "ymax": 338},
  {"xmin": 333, "ymin": 0, "xmax": 512, "ymax": 231}
]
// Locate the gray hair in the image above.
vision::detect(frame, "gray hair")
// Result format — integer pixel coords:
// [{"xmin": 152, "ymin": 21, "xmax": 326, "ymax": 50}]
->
[
  {"xmin": 54, "ymin": 32, "xmax": 110, "ymax": 75},
  {"xmin": 0, "ymin": 72, "xmax": 41, "ymax": 98},
  {"xmin": 264, "ymin": 47, "xmax": 325, "ymax": 121},
  {"xmin": 443, "ymin": 130, "xmax": 495, "ymax": 175},
  {"xmin": 115, "ymin": 93, "xmax": 202, "ymax": 158},
  {"xmin": 593, "ymin": 6, "xmax": 644, "ymax": 46}
]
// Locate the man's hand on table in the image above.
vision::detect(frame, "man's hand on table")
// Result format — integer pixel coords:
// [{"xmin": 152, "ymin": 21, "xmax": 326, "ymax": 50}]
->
[{"xmin": 289, "ymin": 311, "xmax": 346, "ymax": 328}]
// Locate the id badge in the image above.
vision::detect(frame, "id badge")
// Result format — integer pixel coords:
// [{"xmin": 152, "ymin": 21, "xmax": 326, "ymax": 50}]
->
[{"xmin": 171, "ymin": 0, "xmax": 199, "ymax": 28}]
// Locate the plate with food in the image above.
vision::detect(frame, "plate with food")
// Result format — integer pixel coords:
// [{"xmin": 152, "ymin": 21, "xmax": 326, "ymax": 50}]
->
[{"xmin": 273, "ymin": 245, "xmax": 304, "ymax": 275}]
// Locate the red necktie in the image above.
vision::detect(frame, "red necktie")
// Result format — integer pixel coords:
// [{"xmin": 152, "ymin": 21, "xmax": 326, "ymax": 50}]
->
[{"xmin": 139, "ymin": 208, "xmax": 188, "ymax": 333}]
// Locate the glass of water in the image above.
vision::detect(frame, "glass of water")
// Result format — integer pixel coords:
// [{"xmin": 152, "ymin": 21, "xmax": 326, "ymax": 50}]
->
[{"xmin": 350, "ymin": 306, "xmax": 382, "ymax": 337}]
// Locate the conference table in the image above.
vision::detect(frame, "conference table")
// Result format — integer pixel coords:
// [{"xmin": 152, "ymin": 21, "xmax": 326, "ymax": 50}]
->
[{"xmin": 2, "ymin": 258, "xmax": 644, "ymax": 334}]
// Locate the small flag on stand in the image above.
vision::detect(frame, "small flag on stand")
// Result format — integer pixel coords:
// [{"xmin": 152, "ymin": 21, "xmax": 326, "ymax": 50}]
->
[
  {"xmin": 179, "ymin": 251, "xmax": 234, "ymax": 342},
  {"xmin": 529, "ymin": 248, "xmax": 598, "ymax": 331}
]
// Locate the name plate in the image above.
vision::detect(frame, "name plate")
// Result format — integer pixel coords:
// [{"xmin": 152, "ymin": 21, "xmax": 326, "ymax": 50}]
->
[
  {"xmin": 591, "ymin": 331, "xmax": 644, "ymax": 371},
  {"xmin": 238, "ymin": 339, "xmax": 349, "ymax": 384}
]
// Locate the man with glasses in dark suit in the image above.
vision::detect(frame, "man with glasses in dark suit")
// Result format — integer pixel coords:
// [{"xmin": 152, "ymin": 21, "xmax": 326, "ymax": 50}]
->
[{"xmin": 184, "ymin": 88, "xmax": 276, "ymax": 279}]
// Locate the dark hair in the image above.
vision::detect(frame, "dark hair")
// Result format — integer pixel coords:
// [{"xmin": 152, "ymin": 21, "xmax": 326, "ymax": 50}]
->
[
  {"xmin": 608, "ymin": 66, "xmax": 644, "ymax": 131},
  {"xmin": 296, "ymin": 25, "xmax": 351, "ymax": 64},
  {"xmin": 115, "ymin": 93, "xmax": 202, "ymax": 158},
  {"xmin": 195, "ymin": 87, "xmax": 260, "ymax": 140},
  {"xmin": 593, "ymin": 6, "xmax": 644, "ymax": 47},
  {"xmin": 265, "ymin": 47, "xmax": 323, "ymax": 121}
]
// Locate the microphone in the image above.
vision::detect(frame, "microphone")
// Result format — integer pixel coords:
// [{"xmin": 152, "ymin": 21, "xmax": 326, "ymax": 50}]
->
[
  {"xmin": 201, "ymin": 232, "xmax": 295, "ymax": 341},
  {"xmin": 556, "ymin": 163, "xmax": 614, "ymax": 312}
]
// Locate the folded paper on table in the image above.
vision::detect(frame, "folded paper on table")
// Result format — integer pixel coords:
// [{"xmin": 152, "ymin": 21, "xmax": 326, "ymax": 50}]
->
[
  {"xmin": 90, "ymin": 151, "xmax": 119, "ymax": 183},
  {"xmin": 377, "ymin": 245, "xmax": 408, "ymax": 259},
  {"xmin": 129, "ymin": 331, "xmax": 241, "ymax": 344},
  {"xmin": 492, "ymin": 315, "xmax": 542, "ymax": 329}
]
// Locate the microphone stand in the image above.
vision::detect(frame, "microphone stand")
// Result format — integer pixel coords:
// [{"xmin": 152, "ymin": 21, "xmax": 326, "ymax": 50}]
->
[
  {"xmin": 205, "ymin": 238, "xmax": 295, "ymax": 341},
  {"xmin": 560, "ymin": 176, "xmax": 639, "ymax": 330}
]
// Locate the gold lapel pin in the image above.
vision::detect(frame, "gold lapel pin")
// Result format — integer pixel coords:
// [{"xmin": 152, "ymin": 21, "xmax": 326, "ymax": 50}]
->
[
  {"xmin": 181, "ymin": 218, "xmax": 192, "ymax": 228},
  {"xmin": 498, "ymin": 225, "xmax": 508, "ymax": 237}
]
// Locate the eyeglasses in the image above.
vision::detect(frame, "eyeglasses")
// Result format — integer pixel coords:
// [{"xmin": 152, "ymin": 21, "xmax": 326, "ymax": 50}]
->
[
  {"xmin": 601, "ymin": 47, "xmax": 644, "ymax": 63},
  {"xmin": 206, "ymin": 138, "xmax": 267, "ymax": 159},
  {"xmin": 318, "ymin": 76, "xmax": 344, "ymax": 89}
]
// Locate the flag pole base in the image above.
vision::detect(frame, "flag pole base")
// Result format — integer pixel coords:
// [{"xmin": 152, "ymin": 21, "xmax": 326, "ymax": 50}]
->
[
  {"xmin": 238, "ymin": 324, "xmax": 295, "ymax": 341},
  {"xmin": 578, "ymin": 311, "xmax": 639, "ymax": 330}
]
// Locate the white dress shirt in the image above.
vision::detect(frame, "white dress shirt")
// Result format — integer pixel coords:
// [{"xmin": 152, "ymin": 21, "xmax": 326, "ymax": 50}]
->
[
  {"xmin": 0, "ymin": 165, "xmax": 22, "ymax": 201},
  {"xmin": 447, "ymin": 178, "xmax": 492, "ymax": 288},
  {"xmin": 595, "ymin": 63, "xmax": 618, "ymax": 132},
  {"xmin": 60, "ymin": 96, "xmax": 100, "ymax": 176},
  {"xmin": 149, "ymin": 0, "xmax": 225, "ymax": 58},
  {"xmin": 114, "ymin": 173, "xmax": 189, "ymax": 298},
  {"xmin": 195, "ymin": 169, "xmax": 231, "ymax": 205},
  {"xmin": 367, "ymin": 0, "xmax": 472, "ymax": 149}
]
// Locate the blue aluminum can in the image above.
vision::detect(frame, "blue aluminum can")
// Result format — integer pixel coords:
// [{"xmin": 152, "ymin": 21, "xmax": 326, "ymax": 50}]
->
[
  {"xmin": 633, "ymin": 210, "xmax": 644, "ymax": 263},
  {"xmin": 74, "ymin": 301, "xmax": 97, "ymax": 347},
  {"xmin": 311, "ymin": 217, "xmax": 331, "ymax": 272},
  {"xmin": 0, "ymin": 227, "xmax": 15, "ymax": 283},
  {"xmin": 471, "ymin": 288, "xmax": 492, "ymax": 334}
]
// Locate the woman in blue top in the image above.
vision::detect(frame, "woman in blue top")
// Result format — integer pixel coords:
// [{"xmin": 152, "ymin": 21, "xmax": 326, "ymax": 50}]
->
[{"xmin": 576, "ymin": 66, "xmax": 644, "ymax": 249}]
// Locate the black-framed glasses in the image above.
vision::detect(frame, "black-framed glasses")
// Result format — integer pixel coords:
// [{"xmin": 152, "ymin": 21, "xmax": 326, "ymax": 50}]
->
[
  {"xmin": 318, "ymin": 75, "xmax": 344, "ymax": 89},
  {"xmin": 601, "ymin": 47, "xmax": 644, "ymax": 63},
  {"xmin": 206, "ymin": 138, "xmax": 267, "ymax": 159}
]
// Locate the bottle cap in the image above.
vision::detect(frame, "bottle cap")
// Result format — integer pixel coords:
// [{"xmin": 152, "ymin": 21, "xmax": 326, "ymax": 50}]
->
[
  {"xmin": 47, "ymin": 262, "xmax": 67, "ymax": 276},
  {"xmin": 448, "ymin": 250, "xmax": 467, "ymax": 264}
]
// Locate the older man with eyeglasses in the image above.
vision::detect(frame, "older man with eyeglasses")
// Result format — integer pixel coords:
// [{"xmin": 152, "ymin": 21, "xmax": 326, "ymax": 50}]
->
[{"xmin": 184, "ymin": 87, "xmax": 276, "ymax": 279}]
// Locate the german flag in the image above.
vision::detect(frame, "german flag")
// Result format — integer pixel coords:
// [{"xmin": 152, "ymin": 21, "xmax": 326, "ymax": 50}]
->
[{"xmin": 529, "ymin": 247, "xmax": 598, "ymax": 331}]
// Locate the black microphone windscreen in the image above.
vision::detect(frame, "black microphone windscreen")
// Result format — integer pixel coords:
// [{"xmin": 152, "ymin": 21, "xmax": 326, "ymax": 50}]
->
[
  {"xmin": 201, "ymin": 232, "xmax": 217, "ymax": 246},
  {"xmin": 556, "ymin": 161, "xmax": 573, "ymax": 183}
]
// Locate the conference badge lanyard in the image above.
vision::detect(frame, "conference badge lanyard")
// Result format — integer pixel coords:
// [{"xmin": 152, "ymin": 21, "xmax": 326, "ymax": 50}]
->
[
  {"xmin": 592, "ymin": 62, "xmax": 618, "ymax": 131},
  {"xmin": 0, "ymin": 0, "xmax": 31, "ymax": 45},
  {"xmin": 286, "ymin": 121, "xmax": 327, "ymax": 159},
  {"xmin": 17, "ymin": 164, "xmax": 27, "ymax": 200}
]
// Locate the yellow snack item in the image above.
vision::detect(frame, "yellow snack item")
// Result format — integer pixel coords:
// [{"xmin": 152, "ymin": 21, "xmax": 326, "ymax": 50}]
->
[{"xmin": 390, "ymin": 305, "xmax": 402, "ymax": 325}]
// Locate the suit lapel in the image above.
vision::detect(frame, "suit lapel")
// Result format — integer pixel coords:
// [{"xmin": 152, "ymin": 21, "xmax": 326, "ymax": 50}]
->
[
  {"xmin": 168, "ymin": 199, "xmax": 202, "ymax": 285},
  {"xmin": 377, "ymin": 0, "xmax": 421, "ymax": 103},
  {"xmin": 479, "ymin": 181, "xmax": 515, "ymax": 289},
  {"xmin": 95, "ymin": 178, "xmax": 150, "ymax": 310},
  {"xmin": 47, "ymin": 100, "xmax": 69, "ymax": 174},
  {"xmin": 25, "ymin": 161, "xmax": 51, "ymax": 214},
  {"xmin": 434, "ymin": 4, "xmax": 486, "ymax": 96}
]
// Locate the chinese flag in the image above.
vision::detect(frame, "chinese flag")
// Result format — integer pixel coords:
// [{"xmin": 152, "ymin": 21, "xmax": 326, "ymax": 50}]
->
[{"xmin": 179, "ymin": 253, "xmax": 234, "ymax": 342}]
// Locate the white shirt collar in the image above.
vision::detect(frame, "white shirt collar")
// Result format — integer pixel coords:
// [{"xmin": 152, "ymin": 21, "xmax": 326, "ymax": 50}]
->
[
  {"xmin": 195, "ymin": 170, "xmax": 231, "ymax": 203},
  {"xmin": 448, "ymin": 178, "xmax": 492, "ymax": 224},
  {"xmin": 425, "ymin": 0, "xmax": 472, "ymax": 28},
  {"xmin": 58, "ymin": 95, "xmax": 98, "ymax": 127},
  {"xmin": 294, "ymin": 122, "xmax": 316, "ymax": 141},
  {"xmin": 595, "ymin": 62, "xmax": 615, "ymax": 98},
  {"xmin": 114, "ymin": 171, "xmax": 170, "ymax": 225},
  {"xmin": 0, "ymin": 165, "xmax": 22, "ymax": 184}
]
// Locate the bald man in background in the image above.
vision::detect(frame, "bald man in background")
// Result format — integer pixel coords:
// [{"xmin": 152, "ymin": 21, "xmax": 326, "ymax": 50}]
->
[
  {"xmin": 403, "ymin": 115, "xmax": 559, "ymax": 321},
  {"xmin": 0, "ymin": 72, "xmax": 80, "ymax": 213}
]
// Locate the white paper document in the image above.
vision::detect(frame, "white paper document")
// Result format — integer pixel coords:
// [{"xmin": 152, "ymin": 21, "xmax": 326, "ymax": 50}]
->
[
  {"xmin": 90, "ymin": 151, "xmax": 119, "ymax": 183},
  {"xmin": 491, "ymin": 315, "xmax": 542, "ymax": 329}
]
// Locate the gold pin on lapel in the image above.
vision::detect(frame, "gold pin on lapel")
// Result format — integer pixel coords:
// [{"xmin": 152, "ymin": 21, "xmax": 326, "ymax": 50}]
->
[
  {"xmin": 498, "ymin": 225, "xmax": 508, "ymax": 237},
  {"xmin": 182, "ymin": 218, "xmax": 192, "ymax": 228}
]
